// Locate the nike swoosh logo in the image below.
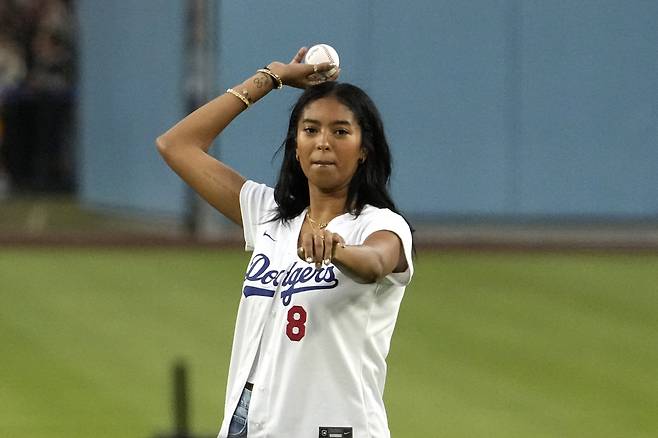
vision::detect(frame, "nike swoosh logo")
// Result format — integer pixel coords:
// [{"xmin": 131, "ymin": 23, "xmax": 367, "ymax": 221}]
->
[{"xmin": 263, "ymin": 231, "xmax": 276, "ymax": 242}]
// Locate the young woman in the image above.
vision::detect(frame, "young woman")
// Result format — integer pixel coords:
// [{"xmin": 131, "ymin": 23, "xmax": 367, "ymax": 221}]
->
[{"xmin": 157, "ymin": 47, "xmax": 413, "ymax": 438}]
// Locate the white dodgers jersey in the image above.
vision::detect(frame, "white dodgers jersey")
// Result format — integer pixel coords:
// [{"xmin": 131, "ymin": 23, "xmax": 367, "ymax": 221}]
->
[{"xmin": 217, "ymin": 180, "xmax": 414, "ymax": 438}]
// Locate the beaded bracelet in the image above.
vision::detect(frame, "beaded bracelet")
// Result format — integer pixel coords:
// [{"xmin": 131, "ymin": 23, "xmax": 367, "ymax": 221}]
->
[
  {"xmin": 257, "ymin": 67, "xmax": 283, "ymax": 89},
  {"xmin": 226, "ymin": 88, "xmax": 250, "ymax": 108}
]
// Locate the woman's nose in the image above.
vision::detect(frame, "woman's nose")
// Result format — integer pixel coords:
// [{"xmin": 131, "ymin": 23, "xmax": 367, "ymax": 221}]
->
[{"xmin": 316, "ymin": 132, "xmax": 330, "ymax": 150}]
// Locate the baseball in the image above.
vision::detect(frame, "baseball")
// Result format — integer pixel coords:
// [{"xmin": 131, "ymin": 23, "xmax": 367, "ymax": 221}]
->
[{"xmin": 304, "ymin": 44, "xmax": 340, "ymax": 80}]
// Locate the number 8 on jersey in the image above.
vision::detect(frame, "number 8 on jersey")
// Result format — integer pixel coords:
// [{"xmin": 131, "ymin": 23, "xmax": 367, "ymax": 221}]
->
[{"xmin": 286, "ymin": 305, "xmax": 307, "ymax": 341}]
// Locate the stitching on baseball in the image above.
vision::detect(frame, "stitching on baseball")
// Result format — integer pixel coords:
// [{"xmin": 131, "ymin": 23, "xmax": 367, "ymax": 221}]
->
[{"xmin": 320, "ymin": 45, "xmax": 335, "ymax": 64}]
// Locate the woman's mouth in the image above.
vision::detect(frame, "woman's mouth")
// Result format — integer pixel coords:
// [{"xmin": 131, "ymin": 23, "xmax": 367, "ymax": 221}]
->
[{"xmin": 311, "ymin": 160, "xmax": 336, "ymax": 167}]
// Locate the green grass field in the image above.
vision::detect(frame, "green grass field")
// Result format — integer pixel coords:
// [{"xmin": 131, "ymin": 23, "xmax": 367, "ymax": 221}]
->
[{"xmin": 2, "ymin": 248, "xmax": 657, "ymax": 437}]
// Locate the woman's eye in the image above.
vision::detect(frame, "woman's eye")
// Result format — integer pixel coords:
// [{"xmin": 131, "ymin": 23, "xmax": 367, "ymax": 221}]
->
[
  {"xmin": 303, "ymin": 127, "xmax": 317, "ymax": 134},
  {"xmin": 335, "ymin": 129, "xmax": 349, "ymax": 136}
]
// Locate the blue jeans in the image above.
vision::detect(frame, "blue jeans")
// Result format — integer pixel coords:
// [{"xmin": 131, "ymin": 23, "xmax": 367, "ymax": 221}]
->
[{"xmin": 227, "ymin": 387, "xmax": 251, "ymax": 438}]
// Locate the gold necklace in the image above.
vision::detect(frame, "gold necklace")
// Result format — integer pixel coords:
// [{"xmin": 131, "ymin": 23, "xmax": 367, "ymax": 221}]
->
[{"xmin": 306, "ymin": 214, "xmax": 328, "ymax": 231}]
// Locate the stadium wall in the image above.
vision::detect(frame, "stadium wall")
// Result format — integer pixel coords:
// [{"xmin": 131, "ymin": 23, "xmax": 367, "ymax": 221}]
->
[{"xmin": 78, "ymin": 0, "xmax": 658, "ymax": 221}]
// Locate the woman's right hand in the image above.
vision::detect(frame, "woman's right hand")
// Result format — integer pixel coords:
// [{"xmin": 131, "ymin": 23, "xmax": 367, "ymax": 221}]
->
[{"xmin": 267, "ymin": 47, "xmax": 340, "ymax": 89}]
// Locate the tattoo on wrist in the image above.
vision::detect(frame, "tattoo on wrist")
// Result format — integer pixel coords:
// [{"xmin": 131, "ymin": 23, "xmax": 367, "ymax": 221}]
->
[{"xmin": 254, "ymin": 75, "xmax": 266, "ymax": 89}]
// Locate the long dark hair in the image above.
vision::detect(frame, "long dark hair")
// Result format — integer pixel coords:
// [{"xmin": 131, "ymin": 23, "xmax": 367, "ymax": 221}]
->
[{"xmin": 273, "ymin": 82, "xmax": 405, "ymax": 224}]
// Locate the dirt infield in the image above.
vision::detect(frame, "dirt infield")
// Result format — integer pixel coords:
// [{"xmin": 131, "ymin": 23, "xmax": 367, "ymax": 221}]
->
[
  {"xmin": 2, "ymin": 224, "xmax": 658, "ymax": 253},
  {"xmin": 2, "ymin": 196, "xmax": 657, "ymax": 251}
]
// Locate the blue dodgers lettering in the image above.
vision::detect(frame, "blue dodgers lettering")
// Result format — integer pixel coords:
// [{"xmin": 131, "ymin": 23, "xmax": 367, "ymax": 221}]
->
[
  {"xmin": 244, "ymin": 253, "xmax": 271, "ymax": 280},
  {"xmin": 242, "ymin": 253, "xmax": 338, "ymax": 305},
  {"xmin": 279, "ymin": 265, "xmax": 337, "ymax": 306},
  {"xmin": 243, "ymin": 286, "xmax": 275, "ymax": 298}
]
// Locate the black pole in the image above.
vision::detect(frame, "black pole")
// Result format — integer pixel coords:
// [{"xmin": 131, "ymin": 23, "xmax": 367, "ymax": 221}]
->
[
  {"xmin": 173, "ymin": 360, "xmax": 189, "ymax": 437},
  {"xmin": 183, "ymin": 0, "xmax": 217, "ymax": 237},
  {"xmin": 154, "ymin": 359, "xmax": 216, "ymax": 438}
]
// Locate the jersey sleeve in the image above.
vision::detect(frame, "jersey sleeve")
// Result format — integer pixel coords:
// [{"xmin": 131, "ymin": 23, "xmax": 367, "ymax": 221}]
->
[
  {"xmin": 358, "ymin": 209, "xmax": 414, "ymax": 286},
  {"xmin": 239, "ymin": 180, "xmax": 277, "ymax": 251}
]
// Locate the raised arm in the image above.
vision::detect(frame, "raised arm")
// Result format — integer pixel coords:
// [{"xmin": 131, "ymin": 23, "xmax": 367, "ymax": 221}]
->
[{"xmin": 155, "ymin": 47, "xmax": 338, "ymax": 226}]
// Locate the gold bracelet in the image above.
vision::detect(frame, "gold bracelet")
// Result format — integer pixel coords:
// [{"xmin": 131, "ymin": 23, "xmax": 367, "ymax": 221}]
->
[
  {"xmin": 257, "ymin": 67, "xmax": 283, "ymax": 89},
  {"xmin": 226, "ymin": 88, "xmax": 250, "ymax": 108}
]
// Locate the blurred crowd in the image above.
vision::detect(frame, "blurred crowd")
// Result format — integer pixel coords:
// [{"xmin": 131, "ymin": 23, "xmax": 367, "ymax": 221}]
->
[{"xmin": 0, "ymin": 0, "xmax": 76, "ymax": 194}]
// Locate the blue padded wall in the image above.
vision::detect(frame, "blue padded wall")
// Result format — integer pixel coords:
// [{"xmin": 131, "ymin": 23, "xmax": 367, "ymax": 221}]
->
[
  {"xmin": 78, "ymin": 0, "xmax": 185, "ymax": 216},
  {"xmin": 78, "ymin": 0, "xmax": 658, "ymax": 220}
]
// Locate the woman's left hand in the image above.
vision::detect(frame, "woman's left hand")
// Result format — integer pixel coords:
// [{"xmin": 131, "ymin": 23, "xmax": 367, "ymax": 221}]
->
[{"xmin": 298, "ymin": 229, "xmax": 346, "ymax": 268}]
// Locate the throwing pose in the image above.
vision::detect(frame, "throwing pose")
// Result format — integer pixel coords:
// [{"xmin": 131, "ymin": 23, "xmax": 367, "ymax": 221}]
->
[{"xmin": 157, "ymin": 47, "xmax": 414, "ymax": 438}]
